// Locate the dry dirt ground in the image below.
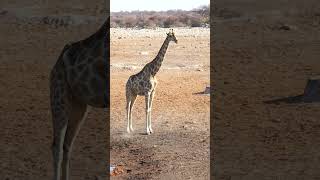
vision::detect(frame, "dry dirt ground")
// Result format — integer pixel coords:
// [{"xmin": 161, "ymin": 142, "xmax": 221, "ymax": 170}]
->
[
  {"xmin": 0, "ymin": 2, "xmax": 210, "ymax": 180},
  {"xmin": 0, "ymin": 2, "xmax": 109, "ymax": 180},
  {"xmin": 213, "ymin": 0, "xmax": 320, "ymax": 179},
  {"xmin": 110, "ymin": 28, "xmax": 210, "ymax": 179}
]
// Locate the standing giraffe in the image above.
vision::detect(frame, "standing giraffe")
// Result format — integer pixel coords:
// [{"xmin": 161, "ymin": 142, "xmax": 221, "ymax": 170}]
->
[
  {"xmin": 50, "ymin": 18, "xmax": 109, "ymax": 180},
  {"xmin": 126, "ymin": 29, "xmax": 178, "ymax": 135}
]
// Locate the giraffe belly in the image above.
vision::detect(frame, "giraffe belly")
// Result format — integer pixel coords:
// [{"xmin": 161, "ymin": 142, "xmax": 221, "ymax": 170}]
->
[
  {"xmin": 133, "ymin": 81, "xmax": 155, "ymax": 96},
  {"xmin": 70, "ymin": 78, "xmax": 107, "ymax": 108}
]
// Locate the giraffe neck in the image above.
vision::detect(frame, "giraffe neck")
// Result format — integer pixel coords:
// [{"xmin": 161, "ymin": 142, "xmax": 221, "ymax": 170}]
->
[
  {"xmin": 74, "ymin": 18, "xmax": 109, "ymax": 66},
  {"xmin": 83, "ymin": 18, "xmax": 108, "ymax": 44},
  {"xmin": 148, "ymin": 37, "xmax": 170, "ymax": 76},
  {"xmin": 88, "ymin": 19, "xmax": 108, "ymax": 78}
]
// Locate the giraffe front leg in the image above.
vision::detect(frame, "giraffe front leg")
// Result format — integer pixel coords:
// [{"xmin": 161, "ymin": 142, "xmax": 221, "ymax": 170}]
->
[{"xmin": 145, "ymin": 92, "xmax": 151, "ymax": 135}]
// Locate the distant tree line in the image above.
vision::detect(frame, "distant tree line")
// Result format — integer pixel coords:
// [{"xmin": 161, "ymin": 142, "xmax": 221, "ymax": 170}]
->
[{"xmin": 110, "ymin": 5, "xmax": 210, "ymax": 28}]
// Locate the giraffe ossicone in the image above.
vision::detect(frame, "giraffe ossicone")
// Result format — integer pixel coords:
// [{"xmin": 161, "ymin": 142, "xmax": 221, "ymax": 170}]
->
[{"xmin": 125, "ymin": 29, "xmax": 178, "ymax": 135}]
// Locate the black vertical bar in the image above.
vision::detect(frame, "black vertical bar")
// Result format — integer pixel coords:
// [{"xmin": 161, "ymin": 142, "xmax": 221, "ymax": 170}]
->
[{"xmin": 105, "ymin": 0, "xmax": 111, "ymax": 179}]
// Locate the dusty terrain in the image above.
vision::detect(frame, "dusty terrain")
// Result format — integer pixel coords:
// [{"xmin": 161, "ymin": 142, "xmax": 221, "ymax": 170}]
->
[
  {"xmin": 213, "ymin": 0, "xmax": 320, "ymax": 179},
  {"xmin": 110, "ymin": 28, "xmax": 210, "ymax": 179},
  {"xmin": 0, "ymin": 2, "xmax": 210, "ymax": 180},
  {"xmin": 0, "ymin": 2, "xmax": 109, "ymax": 180}
]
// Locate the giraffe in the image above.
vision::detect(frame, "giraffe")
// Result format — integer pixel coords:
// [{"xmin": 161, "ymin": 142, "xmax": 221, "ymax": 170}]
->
[
  {"xmin": 50, "ymin": 17, "xmax": 109, "ymax": 180},
  {"xmin": 125, "ymin": 29, "xmax": 178, "ymax": 135}
]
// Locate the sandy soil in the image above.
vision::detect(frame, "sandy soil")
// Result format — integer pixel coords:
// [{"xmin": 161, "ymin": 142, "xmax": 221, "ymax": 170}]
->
[
  {"xmin": 110, "ymin": 28, "xmax": 210, "ymax": 179},
  {"xmin": 0, "ymin": 2, "xmax": 210, "ymax": 180},
  {"xmin": 0, "ymin": 3, "xmax": 109, "ymax": 180},
  {"xmin": 6, "ymin": 0, "xmax": 320, "ymax": 179},
  {"xmin": 213, "ymin": 1, "xmax": 320, "ymax": 179}
]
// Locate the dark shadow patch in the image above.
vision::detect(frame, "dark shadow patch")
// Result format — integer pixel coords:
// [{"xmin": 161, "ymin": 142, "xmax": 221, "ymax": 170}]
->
[
  {"xmin": 193, "ymin": 92, "xmax": 210, "ymax": 95},
  {"xmin": 264, "ymin": 94, "xmax": 320, "ymax": 104},
  {"xmin": 138, "ymin": 132, "xmax": 150, "ymax": 135},
  {"xmin": 90, "ymin": 77, "xmax": 102, "ymax": 92},
  {"xmin": 79, "ymin": 69, "xmax": 89, "ymax": 82},
  {"xmin": 193, "ymin": 86, "xmax": 211, "ymax": 95},
  {"xmin": 265, "ymin": 77, "xmax": 320, "ymax": 104},
  {"xmin": 77, "ymin": 63, "xmax": 86, "ymax": 72},
  {"xmin": 264, "ymin": 95, "xmax": 304, "ymax": 104}
]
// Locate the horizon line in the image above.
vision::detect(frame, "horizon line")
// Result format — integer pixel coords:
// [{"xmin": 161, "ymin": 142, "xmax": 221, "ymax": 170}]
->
[{"xmin": 111, "ymin": 4, "xmax": 209, "ymax": 13}]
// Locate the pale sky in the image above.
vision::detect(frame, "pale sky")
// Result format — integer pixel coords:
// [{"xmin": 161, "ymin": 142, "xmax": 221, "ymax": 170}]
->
[{"xmin": 111, "ymin": 0, "xmax": 209, "ymax": 12}]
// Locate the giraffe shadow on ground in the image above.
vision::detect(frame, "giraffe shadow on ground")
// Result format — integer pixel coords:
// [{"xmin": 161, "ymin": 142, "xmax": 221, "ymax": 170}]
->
[
  {"xmin": 264, "ymin": 78, "xmax": 320, "ymax": 104},
  {"xmin": 193, "ymin": 92, "xmax": 210, "ymax": 96},
  {"xmin": 263, "ymin": 94, "xmax": 320, "ymax": 104},
  {"xmin": 138, "ymin": 132, "xmax": 150, "ymax": 135},
  {"xmin": 193, "ymin": 86, "xmax": 211, "ymax": 96}
]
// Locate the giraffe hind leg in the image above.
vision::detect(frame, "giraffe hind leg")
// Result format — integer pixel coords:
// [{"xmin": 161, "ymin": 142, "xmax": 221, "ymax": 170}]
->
[
  {"xmin": 126, "ymin": 86, "xmax": 132, "ymax": 133},
  {"xmin": 145, "ymin": 92, "xmax": 152, "ymax": 135},
  {"xmin": 126, "ymin": 100, "xmax": 131, "ymax": 133},
  {"xmin": 148, "ymin": 90, "xmax": 155, "ymax": 133},
  {"xmin": 51, "ymin": 111, "xmax": 68, "ymax": 180},
  {"xmin": 61, "ymin": 100, "xmax": 87, "ymax": 180},
  {"xmin": 50, "ymin": 69, "xmax": 71, "ymax": 180},
  {"xmin": 129, "ymin": 94, "xmax": 137, "ymax": 132}
]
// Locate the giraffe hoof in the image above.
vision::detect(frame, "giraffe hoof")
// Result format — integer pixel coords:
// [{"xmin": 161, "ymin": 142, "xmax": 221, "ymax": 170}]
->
[
  {"xmin": 127, "ymin": 128, "xmax": 131, "ymax": 133},
  {"xmin": 130, "ymin": 127, "xmax": 134, "ymax": 132},
  {"xmin": 146, "ymin": 129, "xmax": 153, "ymax": 135}
]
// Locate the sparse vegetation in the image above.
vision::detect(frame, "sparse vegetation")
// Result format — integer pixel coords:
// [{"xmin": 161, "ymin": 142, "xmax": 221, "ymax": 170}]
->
[{"xmin": 111, "ymin": 5, "xmax": 210, "ymax": 28}]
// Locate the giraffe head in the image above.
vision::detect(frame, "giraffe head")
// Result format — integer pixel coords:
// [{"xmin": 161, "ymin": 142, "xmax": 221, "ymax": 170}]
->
[{"xmin": 166, "ymin": 29, "xmax": 178, "ymax": 44}]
